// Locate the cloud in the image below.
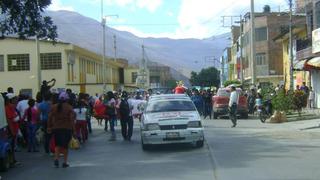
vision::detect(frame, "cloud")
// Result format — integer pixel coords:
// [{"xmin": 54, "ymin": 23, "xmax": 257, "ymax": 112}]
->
[
  {"xmin": 136, "ymin": 0, "xmax": 162, "ymax": 13},
  {"xmin": 98, "ymin": 0, "xmax": 162, "ymax": 12},
  {"xmin": 113, "ymin": 25, "xmax": 176, "ymax": 38},
  {"xmin": 48, "ymin": 0, "xmax": 75, "ymax": 11},
  {"xmin": 172, "ymin": 0, "xmax": 290, "ymax": 39},
  {"xmin": 167, "ymin": 11, "xmax": 174, "ymax": 17}
]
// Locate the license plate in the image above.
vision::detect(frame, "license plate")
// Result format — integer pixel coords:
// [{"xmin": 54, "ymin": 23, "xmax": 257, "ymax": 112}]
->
[{"xmin": 166, "ymin": 132, "xmax": 180, "ymax": 138}]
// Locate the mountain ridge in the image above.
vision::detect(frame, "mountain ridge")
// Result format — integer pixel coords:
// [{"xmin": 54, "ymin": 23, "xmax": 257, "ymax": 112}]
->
[{"xmin": 46, "ymin": 10, "xmax": 230, "ymax": 79}]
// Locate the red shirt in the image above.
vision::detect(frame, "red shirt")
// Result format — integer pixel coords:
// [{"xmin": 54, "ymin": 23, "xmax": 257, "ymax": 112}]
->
[
  {"xmin": 94, "ymin": 100, "xmax": 106, "ymax": 118},
  {"xmin": 5, "ymin": 104, "xmax": 19, "ymax": 136},
  {"xmin": 174, "ymin": 86, "xmax": 186, "ymax": 94}
]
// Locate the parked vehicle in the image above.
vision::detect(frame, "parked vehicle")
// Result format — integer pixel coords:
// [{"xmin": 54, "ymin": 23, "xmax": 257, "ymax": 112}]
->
[
  {"xmin": 212, "ymin": 88, "xmax": 248, "ymax": 119},
  {"xmin": 0, "ymin": 95, "xmax": 14, "ymax": 171},
  {"xmin": 140, "ymin": 94, "xmax": 204, "ymax": 150}
]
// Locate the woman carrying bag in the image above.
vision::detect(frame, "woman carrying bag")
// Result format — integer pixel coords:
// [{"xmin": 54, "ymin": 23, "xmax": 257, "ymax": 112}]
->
[
  {"xmin": 104, "ymin": 91, "xmax": 117, "ymax": 141},
  {"xmin": 48, "ymin": 92, "xmax": 75, "ymax": 168}
]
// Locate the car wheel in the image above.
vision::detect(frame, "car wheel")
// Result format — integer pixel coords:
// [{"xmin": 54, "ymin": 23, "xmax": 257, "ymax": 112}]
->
[
  {"xmin": 0, "ymin": 151, "xmax": 10, "ymax": 172},
  {"xmin": 196, "ymin": 140, "xmax": 204, "ymax": 148}
]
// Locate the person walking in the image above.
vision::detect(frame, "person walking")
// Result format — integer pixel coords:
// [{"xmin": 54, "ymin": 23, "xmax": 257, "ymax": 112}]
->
[
  {"xmin": 74, "ymin": 100, "xmax": 88, "ymax": 143},
  {"xmin": 38, "ymin": 93, "xmax": 52, "ymax": 154},
  {"xmin": 104, "ymin": 91, "xmax": 117, "ymax": 141},
  {"xmin": 93, "ymin": 96, "xmax": 106, "ymax": 127},
  {"xmin": 48, "ymin": 92, "xmax": 75, "ymax": 168},
  {"xmin": 309, "ymin": 87, "xmax": 315, "ymax": 109},
  {"xmin": 3, "ymin": 93, "xmax": 20, "ymax": 166},
  {"xmin": 22, "ymin": 99, "xmax": 39, "ymax": 152},
  {"xmin": 203, "ymin": 89, "xmax": 213, "ymax": 119},
  {"xmin": 191, "ymin": 89, "xmax": 204, "ymax": 116},
  {"xmin": 229, "ymin": 86, "xmax": 239, "ymax": 128},
  {"xmin": 119, "ymin": 91, "xmax": 134, "ymax": 141}
]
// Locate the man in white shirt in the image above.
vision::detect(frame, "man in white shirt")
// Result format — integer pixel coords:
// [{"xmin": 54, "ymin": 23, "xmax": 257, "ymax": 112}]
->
[
  {"xmin": 229, "ymin": 86, "xmax": 239, "ymax": 127},
  {"xmin": 16, "ymin": 94, "xmax": 29, "ymax": 119}
]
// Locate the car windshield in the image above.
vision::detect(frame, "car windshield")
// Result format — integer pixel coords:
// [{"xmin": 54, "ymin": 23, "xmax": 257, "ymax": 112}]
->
[{"xmin": 146, "ymin": 100, "xmax": 196, "ymax": 113}]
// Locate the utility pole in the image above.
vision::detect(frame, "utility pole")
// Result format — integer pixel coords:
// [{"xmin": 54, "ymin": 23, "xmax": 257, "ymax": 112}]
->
[
  {"xmin": 113, "ymin": 35, "xmax": 117, "ymax": 62},
  {"xmin": 239, "ymin": 15, "xmax": 244, "ymax": 85},
  {"xmin": 250, "ymin": 0, "xmax": 257, "ymax": 85},
  {"xmin": 289, "ymin": 0, "xmax": 294, "ymax": 90},
  {"xmin": 101, "ymin": 0, "xmax": 118, "ymax": 92},
  {"xmin": 221, "ymin": 56, "xmax": 225, "ymax": 86},
  {"xmin": 36, "ymin": 36, "xmax": 41, "ymax": 92},
  {"xmin": 101, "ymin": 0, "xmax": 106, "ymax": 92},
  {"xmin": 137, "ymin": 45, "xmax": 147, "ymax": 88}
]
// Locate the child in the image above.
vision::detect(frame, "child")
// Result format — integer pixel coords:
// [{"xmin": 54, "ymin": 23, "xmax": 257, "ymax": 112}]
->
[
  {"xmin": 255, "ymin": 93, "xmax": 263, "ymax": 113},
  {"xmin": 74, "ymin": 100, "xmax": 88, "ymax": 143},
  {"xmin": 22, "ymin": 99, "xmax": 39, "ymax": 152}
]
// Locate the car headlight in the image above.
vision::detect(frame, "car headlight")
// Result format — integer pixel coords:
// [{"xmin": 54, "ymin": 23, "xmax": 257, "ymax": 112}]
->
[
  {"xmin": 188, "ymin": 121, "xmax": 202, "ymax": 128},
  {"xmin": 144, "ymin": 123, "xmax": 160, "ymax": 131}
]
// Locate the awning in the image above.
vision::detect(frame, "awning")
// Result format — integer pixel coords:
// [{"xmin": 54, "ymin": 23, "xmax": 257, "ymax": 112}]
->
[
  {"xmin": 293, "ymin": 59, "xmax": 308, "ymax": 71},
  {"xmin": 307, "ymin": 57, "xmax": 320, "ymax": 68}
]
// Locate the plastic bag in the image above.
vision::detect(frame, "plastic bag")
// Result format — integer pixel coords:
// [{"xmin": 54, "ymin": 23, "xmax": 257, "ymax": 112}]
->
[{"xmin": 69, "ymin": 137, "xmax": 80, "ymax": 150}]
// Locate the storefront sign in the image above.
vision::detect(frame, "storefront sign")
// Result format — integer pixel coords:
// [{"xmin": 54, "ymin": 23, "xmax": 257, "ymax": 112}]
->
[{"xmin": 313, "ymin": 28, "xmax": 320, "ymax": 53}]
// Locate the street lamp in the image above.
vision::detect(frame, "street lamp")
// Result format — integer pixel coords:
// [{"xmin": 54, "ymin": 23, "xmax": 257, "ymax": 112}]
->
[{"xmin": 101, "ymin": 0, "xmax": 118, "ymax": 92}]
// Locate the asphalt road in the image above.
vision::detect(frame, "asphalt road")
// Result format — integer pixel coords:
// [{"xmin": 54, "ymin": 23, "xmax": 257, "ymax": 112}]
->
[
  {"xmin": 2, "ymin": 117, "xmax": 320, "ymax": 180},
  {"xmin": 1, "ymin": 120, "xmax": 215, "ymax": 180},
  {"xmin": 204, "ymin": 118, "xmax": 320, "ymax": 180}
]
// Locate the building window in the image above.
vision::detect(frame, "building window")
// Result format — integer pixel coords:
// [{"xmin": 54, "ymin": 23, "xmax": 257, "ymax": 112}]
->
[
  {"xmin": 40, "ymin": 53, "xmax": 62, "ymax": 70},
  {"xmin": 307, "ymin": 10, "xmax": 313, "ymax": 36},
  {"xmin": 255, "ymin": 27, "xmax": 267, "ymax": 41},
  {"xmin": 316, "ymin": 2, "xmax": 320, "ymax": 28},
  {"xmin": 256, "ymin": 53, "xmax": 267, "ymax": 65},
  {"xmin": 0, "ymin": 55, "xmax": 4, "ymax": 72},
  {"xmin": 132, "ymin": 72, "xmax": 138, "ymax": 83},
  {"xmin": 7, "ymin": 54, "xmax": 30, "ymax": 71}
]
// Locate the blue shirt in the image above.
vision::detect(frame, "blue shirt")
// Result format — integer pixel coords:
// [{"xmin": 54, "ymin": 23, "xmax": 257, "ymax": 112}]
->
[{"xmin": 38, "ymin": 101, "xmax": 51, "ymax": 121}]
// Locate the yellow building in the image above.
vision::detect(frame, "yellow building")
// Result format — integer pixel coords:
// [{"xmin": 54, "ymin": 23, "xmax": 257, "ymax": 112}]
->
[
  {"xmin": 124, "ymin": 65, "xmax": 150, "ymax": 91},
  {"xmin": 0, "ymin": 37, "xmax": 132, "ymax": 96},
  {"xmin": 275, "ymin": 26, "xmax": 310, "ymax": 90}
]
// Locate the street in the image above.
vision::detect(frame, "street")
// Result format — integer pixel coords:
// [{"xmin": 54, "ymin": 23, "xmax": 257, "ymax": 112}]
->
[{"xmin": 2, "ymin": 117, "xmax": 320, "ymax": 180}]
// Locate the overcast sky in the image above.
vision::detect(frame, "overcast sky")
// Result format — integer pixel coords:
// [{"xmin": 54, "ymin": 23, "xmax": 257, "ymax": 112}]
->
[{"xmin": 49, "ymin": 0, "xmax": 291, "ymax": 39}]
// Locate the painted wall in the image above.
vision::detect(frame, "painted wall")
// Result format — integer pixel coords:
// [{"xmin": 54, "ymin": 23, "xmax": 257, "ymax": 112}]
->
[{"xmin": 0, "ymin": 38, "xmax": 69, "ymax": 97}]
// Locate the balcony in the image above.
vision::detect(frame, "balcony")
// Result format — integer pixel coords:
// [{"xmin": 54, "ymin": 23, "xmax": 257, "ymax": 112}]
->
[{"xmin": 296, "ymin": 38, "xmax": 313, "ymax": 60}]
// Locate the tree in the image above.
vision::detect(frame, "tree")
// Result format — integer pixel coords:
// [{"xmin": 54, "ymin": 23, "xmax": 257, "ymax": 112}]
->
[
  {"xmin": 0, "ymin": 0, "xmax": 57, "ymax": 40},
  {"xmin": 166, "ymin": 79, "xmax": 177, "ymax": 88},
  {"xmin": 189, "ymin": 67, "xmax": 220, "ymax": 87},
  {"xmin": 263, "ymin": 5, "xmax": 271, "ymax": 13}
]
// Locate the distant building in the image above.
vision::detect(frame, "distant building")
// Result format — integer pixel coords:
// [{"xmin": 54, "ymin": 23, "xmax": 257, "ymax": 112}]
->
[
  {"xmin": 241, "ymin": 12, "xmax": 297, "ymax": 86},
  {"xmin": 0, "ymin": 38, "xmax": 129, "ymax": 96},
  {"xmin": 220, "ymin": 47, "xmax": 230, "ymax": 86},
  {"xmin": 125, "ymin": 62, "xmax": 173, "ymax": 89}
]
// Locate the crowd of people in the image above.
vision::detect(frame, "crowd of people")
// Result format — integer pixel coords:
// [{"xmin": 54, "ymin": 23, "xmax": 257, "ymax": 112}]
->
[
  {"xmin": 1, "ymin": 79, "xmax": 316, "ymax": 169},
  {"xmin": 1, "ymin": 80, "xmax": 149, "ymax": 168}
]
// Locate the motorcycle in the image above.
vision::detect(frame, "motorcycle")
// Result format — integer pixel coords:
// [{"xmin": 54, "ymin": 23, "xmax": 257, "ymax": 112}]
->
[{"xmin": 257, "ymin": 99, "xmax": 272, "ymax": 123}]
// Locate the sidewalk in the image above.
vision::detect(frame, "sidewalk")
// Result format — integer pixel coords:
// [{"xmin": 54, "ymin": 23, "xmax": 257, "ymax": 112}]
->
[{"xmin": 203, "ymin": 118, "xmax": 320, "ymax": 133}]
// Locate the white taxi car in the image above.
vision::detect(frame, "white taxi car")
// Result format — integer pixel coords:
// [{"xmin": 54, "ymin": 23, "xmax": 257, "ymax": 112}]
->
[{"xmin": 140, "ymin": 94, "xmax": 204, "ymax": 150}]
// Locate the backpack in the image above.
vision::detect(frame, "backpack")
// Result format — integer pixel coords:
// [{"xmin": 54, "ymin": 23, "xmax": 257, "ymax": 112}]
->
[{"xmin": 119, "ymin": 99, "xmax": 130, "ymax": 117}]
